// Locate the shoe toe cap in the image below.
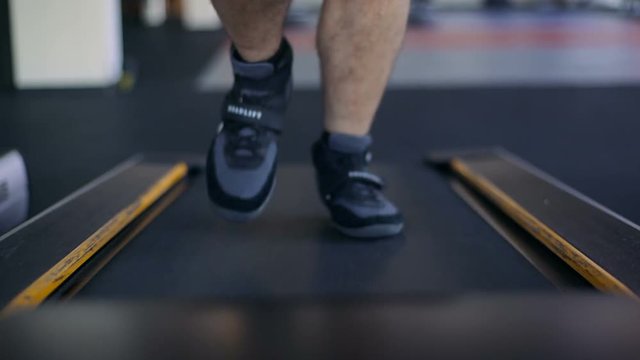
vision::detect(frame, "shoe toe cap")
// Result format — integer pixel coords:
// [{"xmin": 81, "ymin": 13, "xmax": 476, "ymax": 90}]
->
[{"xmin": 212, "ymin": 135, "xmax": 277, "ymax": 199}]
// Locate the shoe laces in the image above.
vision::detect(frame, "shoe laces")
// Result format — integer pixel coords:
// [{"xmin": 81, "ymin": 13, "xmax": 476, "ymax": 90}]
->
[
  {"xmin": 350, "ymin": 182, "xmax": 380, "ymax": 202},
  {"xmin": 225, "ymin": 122, "xmax": 270, "ymax": 159}
]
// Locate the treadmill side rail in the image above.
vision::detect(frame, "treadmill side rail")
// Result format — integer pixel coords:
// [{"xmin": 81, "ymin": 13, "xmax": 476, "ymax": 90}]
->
[{"xmin": 434, "ymin": 148, "xmax": 640, "ymax": 297}]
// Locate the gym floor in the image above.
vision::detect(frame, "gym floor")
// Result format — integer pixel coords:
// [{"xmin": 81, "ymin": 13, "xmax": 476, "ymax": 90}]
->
[{"xmin": 2, "ymin": 8, "xmax": 640, "ymax": 229}]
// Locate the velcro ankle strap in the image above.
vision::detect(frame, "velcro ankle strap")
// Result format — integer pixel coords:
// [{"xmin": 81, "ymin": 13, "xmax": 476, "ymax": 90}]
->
[
  {"xmin": 222, "ymin": 97, "xmax": 285, "ymax": 132},
  {"xmin": 347, "ymin": 171, "xmax": 385, "ymax": 189},
  {"xmin": 323, "ymin": 170, "xmax": 385, "ymax": 201}
]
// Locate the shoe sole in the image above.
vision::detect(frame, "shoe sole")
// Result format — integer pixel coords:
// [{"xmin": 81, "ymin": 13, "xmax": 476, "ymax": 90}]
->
[
  {"xmin": 212, "ymin": 178, "xmax": 277, "ymax": 222},
  {"xmin": 334, "ymin": 222, "xmax": 404, "ymax": 239}
]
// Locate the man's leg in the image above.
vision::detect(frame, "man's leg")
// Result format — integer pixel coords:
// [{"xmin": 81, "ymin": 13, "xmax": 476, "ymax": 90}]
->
[
  {"xmin": 318, "ymin": 0, "xmax": 410, "ymax": 136},
  {"xmin": 207, "ymin": 0, "xmax": 293, "ymax": 220},
  {"xmin": 210, "ymin": 0, "xmax": 291, "ymax": 62},
  {"xmin": 312, "ymin": 0, "xmax": 410, "ymax": 237}
]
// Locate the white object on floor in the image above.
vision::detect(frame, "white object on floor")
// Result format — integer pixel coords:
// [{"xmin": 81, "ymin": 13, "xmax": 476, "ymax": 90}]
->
[{"xmin": 0, "ymin": 150, "xmax": 28, "ymax": 235}]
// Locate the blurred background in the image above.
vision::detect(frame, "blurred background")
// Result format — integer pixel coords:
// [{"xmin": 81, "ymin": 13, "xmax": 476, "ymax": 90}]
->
[{"xmin": 1, "ymin": 0, "xmax": 639, "ymax": 225}]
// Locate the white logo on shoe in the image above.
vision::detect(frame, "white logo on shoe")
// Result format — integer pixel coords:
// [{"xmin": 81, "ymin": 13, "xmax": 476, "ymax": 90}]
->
[{"xmin": 227, "ymin": 105, "xmax": 263, "ymax": 120}]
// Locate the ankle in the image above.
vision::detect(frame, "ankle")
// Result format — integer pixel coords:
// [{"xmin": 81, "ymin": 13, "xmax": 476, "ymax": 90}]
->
[
  {"xmin": 228, "ymin": 39, "xmax": 293, "ymax": 101},
  {"xmin": 231, "ymin": 38, "xmax": 293, "ymax": 80},
  {"xmin": 321, "ymin": 131, "xmax": 372, "ymax": 154}
]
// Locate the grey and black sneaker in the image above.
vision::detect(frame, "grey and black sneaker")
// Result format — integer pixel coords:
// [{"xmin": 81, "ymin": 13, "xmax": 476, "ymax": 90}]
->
[
  {"xmin": 207, "ymin": 39, "xmax": 293, "ymax": 221},
  {"xmin": 312, "ymin": 132, "xmax": 404, "ymax": 238}
]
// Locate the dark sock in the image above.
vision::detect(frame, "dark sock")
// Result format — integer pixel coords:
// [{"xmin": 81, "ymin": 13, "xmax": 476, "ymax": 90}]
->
[
  {"xmin": 231, "ymin": 39, "xmax": 293, "ymax": 80},
  {"xmin": 323, "ymin": 131, "xmax": 372, "ymax": 154}
]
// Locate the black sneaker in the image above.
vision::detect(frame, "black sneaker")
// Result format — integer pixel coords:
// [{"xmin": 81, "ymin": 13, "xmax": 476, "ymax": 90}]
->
[
  {"xmin": 206, "ymin": 40, "xmax": 293, "ymax": 221},
  {"xmin": 312, "ymin": 133, "xmax": 404, "ymax": 238}
]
